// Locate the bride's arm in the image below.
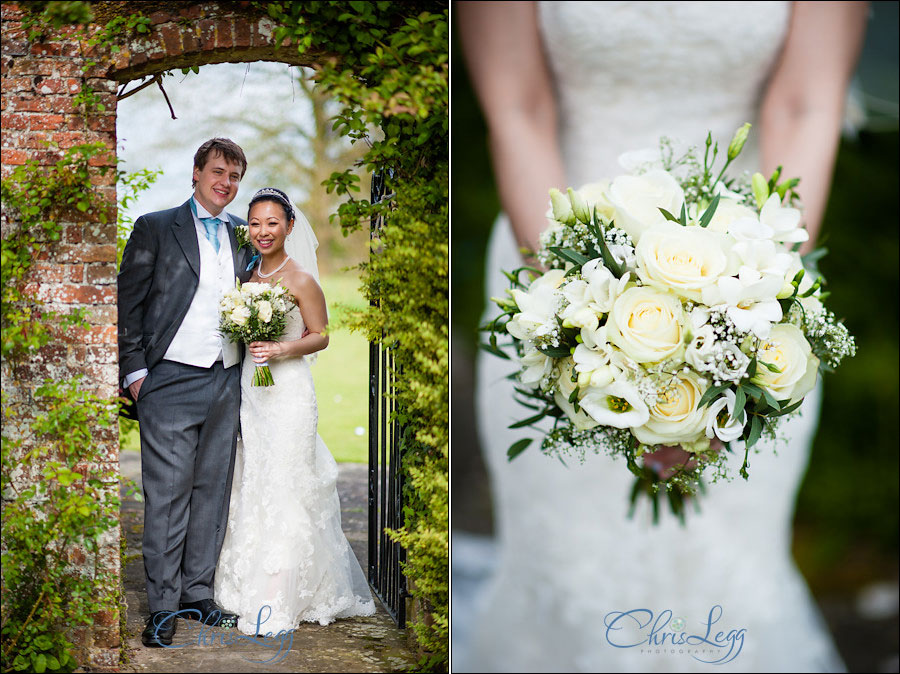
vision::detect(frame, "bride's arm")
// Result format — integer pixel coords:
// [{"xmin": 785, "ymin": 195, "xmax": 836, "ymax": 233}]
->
[
  {"xmin": 458, "ymin": 1, "xmax": 566, "ymax": 254},
  {"xmin": 248, "ymin": 272, "xmax": 328, "ymax": 362},
  {"xmin": 759, "ymin": 1, "xmax": 868, "ymax": 256}
]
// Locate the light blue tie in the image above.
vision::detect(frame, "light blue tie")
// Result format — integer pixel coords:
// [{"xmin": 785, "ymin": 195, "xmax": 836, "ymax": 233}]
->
[{"xmin": 201, "ymin": 216, "xmax": 221, "ymax": 252}]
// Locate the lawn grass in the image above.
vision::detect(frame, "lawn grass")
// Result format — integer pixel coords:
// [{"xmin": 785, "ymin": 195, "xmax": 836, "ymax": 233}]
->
[{"xmin": 119, "ymin": 273, "xmax": 370, "ymax": 463}]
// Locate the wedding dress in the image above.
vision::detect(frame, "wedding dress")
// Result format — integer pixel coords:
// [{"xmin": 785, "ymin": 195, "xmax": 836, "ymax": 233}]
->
[
  {"xmin": 215, "ymin": 303, "xmax": 375, "ymax": 635},
  {"xmin": 460, "ymin": 2, "xmax": 845, "ymax": 672}
]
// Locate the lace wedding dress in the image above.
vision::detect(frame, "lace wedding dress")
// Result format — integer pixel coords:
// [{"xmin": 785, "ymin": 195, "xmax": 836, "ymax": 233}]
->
[
  {"xmin": 215, "ymin": 304, "xmax": 375, "ymax": 635},
  {"xmin": 460, "ymin": 2, "xmax": 845, "ymax": 672}
]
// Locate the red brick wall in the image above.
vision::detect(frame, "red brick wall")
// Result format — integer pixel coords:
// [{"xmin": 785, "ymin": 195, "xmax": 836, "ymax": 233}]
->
[{"xmin": 1, "ymin": 2, "xmax": 316, "ymax": 669}]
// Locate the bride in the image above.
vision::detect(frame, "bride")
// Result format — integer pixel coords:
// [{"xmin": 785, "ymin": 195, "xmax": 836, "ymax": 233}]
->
[
  {"xmin": 456, "ymin": 2, "xmax": 867, "ymax": 672},
  {"xmin": 214, "ymin": 187, "xmax": 375, "ymax": 635}
]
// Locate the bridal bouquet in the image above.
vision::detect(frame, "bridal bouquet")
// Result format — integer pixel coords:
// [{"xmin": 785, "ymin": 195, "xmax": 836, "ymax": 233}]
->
[
  {"xmin": 219, "ymin": 281, "xmax": 290, "ymax": 386},
  {"xmin": 484, "ymin": 124, "xmax": 856, "ymax": 521}
]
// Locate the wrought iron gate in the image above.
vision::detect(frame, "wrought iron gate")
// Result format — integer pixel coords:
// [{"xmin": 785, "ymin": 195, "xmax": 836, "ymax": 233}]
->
[{"xmin": 367, "ymin": 170, "xmax": 408, "ymax": 627}]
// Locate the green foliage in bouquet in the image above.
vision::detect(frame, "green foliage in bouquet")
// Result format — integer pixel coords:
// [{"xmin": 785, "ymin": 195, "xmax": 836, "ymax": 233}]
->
[{"xmin": 262, "ymin": 1, "xmax": 448, "ymax": 664}]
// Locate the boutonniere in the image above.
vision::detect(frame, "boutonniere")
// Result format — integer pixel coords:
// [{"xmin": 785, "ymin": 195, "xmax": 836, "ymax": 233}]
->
[
  {"xmin": 235, "ymin": 224, "xmax": 260, "ymax": 271},
  {"xmin": 235, "ymin": 224, "xmax": 251, "ymax": 250}
]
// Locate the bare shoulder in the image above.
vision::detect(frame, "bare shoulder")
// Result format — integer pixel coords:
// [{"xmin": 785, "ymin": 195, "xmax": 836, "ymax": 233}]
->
[{"xmin": 279, "ymin": 259, "xmax": 324, "ymax": 304}]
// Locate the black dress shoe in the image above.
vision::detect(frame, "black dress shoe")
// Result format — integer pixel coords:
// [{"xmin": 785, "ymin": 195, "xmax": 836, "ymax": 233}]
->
[
  {"xmin": 141, "ymin": 610, "xmax": 177, "ymax": 647},
  {"xmin": 178, "ymin": 598, "xmax": 239, "ymax": 628}
]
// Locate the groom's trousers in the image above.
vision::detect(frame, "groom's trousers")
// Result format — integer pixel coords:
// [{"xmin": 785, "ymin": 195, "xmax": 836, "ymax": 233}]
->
[{"xmin": 136, "ymin": 359, "xmax": 240, "ymax": 613}]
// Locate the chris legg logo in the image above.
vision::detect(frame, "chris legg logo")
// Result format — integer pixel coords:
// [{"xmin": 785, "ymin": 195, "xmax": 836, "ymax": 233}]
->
[
  {"xmin": 604, "ymin": 605, "xmax": 746, "ymax": 664},
  {"xmin": 153, "ymin": 606, "xmax": 293, "ymax": 665}
]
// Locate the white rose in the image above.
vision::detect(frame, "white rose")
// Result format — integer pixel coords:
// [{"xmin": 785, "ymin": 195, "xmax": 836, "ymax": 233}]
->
[
  {"xmin": 635, "ymin": 223, "xmax": 729, "ymax": 300},
  {"xmin": 633, "ymin": 370, "xmax": 708, "ymax": 447},
  {"xmin": 230, "ymin": 305, "xmax": 251, "ymax": 326},
  {"xmin": 752, "ymin": 323, "xmax": 819, "ymax": 404},
  {"xmin": 257, "ymin": 300, "xmax": 273, "ymax": 323},
  {"xmin": 606, "ymin": 286, "xmax": 684, "ymax": 363},
  {"xmin": 705, "ymin": 389, "xmax": 744, "ymax": 442},
  {"xmin": 607, "ymin": 169, "xmax": 685, "ymax": 244},
  {"xmin": 706, "ymin": 198, "xmax": 758, "ymax": 235}
]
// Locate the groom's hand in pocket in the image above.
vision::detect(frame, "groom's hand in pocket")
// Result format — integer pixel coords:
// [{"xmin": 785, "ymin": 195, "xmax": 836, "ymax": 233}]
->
[{"xmin": 128, "ymin": 377, "xmax": 146, "ymax": 401}]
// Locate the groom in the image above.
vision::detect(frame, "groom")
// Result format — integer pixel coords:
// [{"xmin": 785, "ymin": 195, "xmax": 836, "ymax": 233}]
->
[{"xmin": 118, "ymin": 138, "xmax": 254, "ymax": 647}]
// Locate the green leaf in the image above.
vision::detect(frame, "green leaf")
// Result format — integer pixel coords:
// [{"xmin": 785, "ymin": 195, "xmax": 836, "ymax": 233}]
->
[
  {"xmin": 734, "ymin": 385, "xmax": 746, "ymax": 417},
  {"xmin": 741, "ymin": 381, "xmax": 764, "ymax": 400},
  {"xmin": 758, "ymin": 387, "xmax": 781, "ymax": 412},
  {"xmin": 591, "ymin": 210, "xmax": 625, "ymax": 278},
  {"xmin": 537, "ymin": 344, "xmax": 571, "ymax": 358},
  {"xmin": 679, "ymin": 201, "xmax": 688, "ymax": 226},
  {"xmin": 508, "ymin": 409, "xmax": 551, "ymax": 429},
  {"xmin": 801, "ymin": 246, "xmax": 827, "ymax": 271},
  {"xmin": 697, "ymin": 382, "xmax": 731, "ymax": 409},
  {"xmin": 770, "ymin": 398, "xmax": 804, "ymax": 417},
  {"xmin": 697, "ymin": 193, "xmax": 721, "ymax": 229},
  {"xmin": 479, "ymin": 341, "xmax": 510, "ymax": 360},
  {"xmin": 658, "ymin": 207, "xmax": 680, "ymax": 223},
  {"xmin": 548, "ymin": 246, "xmax": 590, "ymax": 267},
  {"xmin": 507, "ymin": 438, "xmax": 532, "ymax": 460},
  {"xmin": 34, "ymin": 654, "xmax": 46, "ymax": 674},
  {"xmin": 746, "ymin": 414, "xmax": 763, "ymax": 448}
]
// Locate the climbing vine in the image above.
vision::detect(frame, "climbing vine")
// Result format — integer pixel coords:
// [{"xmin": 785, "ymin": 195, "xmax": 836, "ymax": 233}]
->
[
  {"xmin": 262, "ymin": 2, "xmax": 449, "ymax": 665},
  {"xmin": 1, "ymin": 143, "xmax": 122, "ymax": 673}
]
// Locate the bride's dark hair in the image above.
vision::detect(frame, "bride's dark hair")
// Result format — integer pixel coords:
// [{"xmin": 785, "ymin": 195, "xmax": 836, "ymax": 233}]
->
[{"xmin": 248, "ymin": 187, "xmax": 294, "ymax": 222}]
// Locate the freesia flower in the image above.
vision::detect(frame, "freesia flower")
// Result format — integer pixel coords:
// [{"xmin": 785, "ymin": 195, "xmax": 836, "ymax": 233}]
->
[
  {"xmin": 506, "ymin": 269, "xmax": 566, "ymax": 342},
  {"xmin": 759, "ymin": 194, "xmax": 808, "ymax": 244}
]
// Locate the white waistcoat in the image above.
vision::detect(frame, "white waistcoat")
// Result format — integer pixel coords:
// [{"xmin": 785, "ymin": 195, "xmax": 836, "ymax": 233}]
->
[{"xmin": 164, "ymin": 223, "xmax": 239, "ymax": 369}]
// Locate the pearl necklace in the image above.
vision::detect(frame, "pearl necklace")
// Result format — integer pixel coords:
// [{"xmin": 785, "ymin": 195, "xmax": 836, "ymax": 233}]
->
[{"xmin": 256, "ymin": 255, "xmax": 290, "ymax": 279}]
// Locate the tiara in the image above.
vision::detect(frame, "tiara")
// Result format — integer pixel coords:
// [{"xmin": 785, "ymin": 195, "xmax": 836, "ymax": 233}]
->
[
  {"xmin": 253, "ymin": 187, "xmax": 290, "ymax": 201},
  {"xmin": 251, "ymin": 188, "xmax": 294, "ymax": 217}
]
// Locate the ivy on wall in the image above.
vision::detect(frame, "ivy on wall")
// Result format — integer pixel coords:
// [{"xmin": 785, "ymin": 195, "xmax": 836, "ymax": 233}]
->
[
  {"xmin": 262, "ymin": 1, "xmax": 449, "ymax": 664},
  {"xmin": 1, "ymin": 143, "xmax": 122, "ymax": 673}
]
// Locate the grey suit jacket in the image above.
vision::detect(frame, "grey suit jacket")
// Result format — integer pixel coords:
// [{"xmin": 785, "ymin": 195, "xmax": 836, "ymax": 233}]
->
[{"xmin": 117, "ymin": 199, "xmax": 254, "ymax": 386}]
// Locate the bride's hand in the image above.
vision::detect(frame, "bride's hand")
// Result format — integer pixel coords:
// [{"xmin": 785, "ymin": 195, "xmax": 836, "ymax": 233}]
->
[
  {"xmin": 248, "ymin": 341, "xmax": 284, "ymax": 364},
  {"xmin": 643, "ymin": 438, "xmax": 723, "ymax": 481}
]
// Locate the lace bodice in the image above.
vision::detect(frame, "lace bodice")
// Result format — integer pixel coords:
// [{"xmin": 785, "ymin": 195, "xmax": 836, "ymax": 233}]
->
[
  {"xmin": 539, "ymin": 1, "xmax": 791, "ymax": 187},
  {"xmin": 279, "ymin": 302, "xmax": 305, "ymax": 341},
  {"xmin": 462, "ymin": 3, "xmax": 847, "ymax": 672}
]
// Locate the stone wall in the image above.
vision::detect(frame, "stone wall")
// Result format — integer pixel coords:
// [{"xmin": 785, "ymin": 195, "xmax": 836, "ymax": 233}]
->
[{"xmin": 1, "ymin": 2, "xmax": 315, "ymax": 668}]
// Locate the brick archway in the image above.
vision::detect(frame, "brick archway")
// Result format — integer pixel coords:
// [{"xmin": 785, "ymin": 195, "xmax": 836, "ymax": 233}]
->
[{"xmin": 1, "ymin": 3, "xmax": 329, "ymax": 669}]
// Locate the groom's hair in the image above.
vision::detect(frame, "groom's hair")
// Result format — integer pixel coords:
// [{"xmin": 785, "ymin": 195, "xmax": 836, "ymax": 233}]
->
[{"xmin": 192, "ymin": 138, "xmax": 247, "ymax": 188}]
